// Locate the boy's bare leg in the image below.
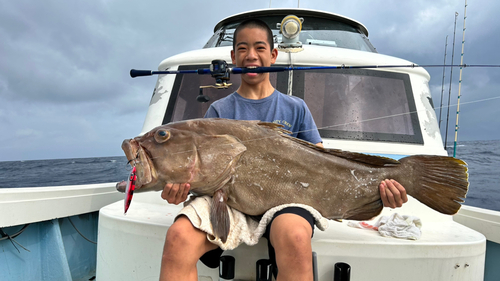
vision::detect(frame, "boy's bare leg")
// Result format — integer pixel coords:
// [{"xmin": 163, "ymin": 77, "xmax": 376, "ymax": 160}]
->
[
  {"xmin": 159, "ymin": 216, "xmax": 218, "ymax": 281},
  {"xmin": 269, "ymin": 214, "xmax": 314, "ymax": 281}
]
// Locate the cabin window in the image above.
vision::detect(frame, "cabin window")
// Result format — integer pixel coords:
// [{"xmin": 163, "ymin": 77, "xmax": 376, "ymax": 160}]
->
[
  {"xmin": 162, "ymin": 65, "xmax": 288, "ymax": 123},
  {"xmin": 204, "ymin": 16, "xmax": 376, "ymax": 53},
  {"xmin": 163, "ymin": 66, "xmax": 422, "ymax": 144},
  {"xmin": 292, "ymin": 68, "xmax": 423, "ymax": 144}
]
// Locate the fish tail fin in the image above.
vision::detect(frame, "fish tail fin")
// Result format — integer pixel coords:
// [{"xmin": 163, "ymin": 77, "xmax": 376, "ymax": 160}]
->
[
  {"xmin": 210, "ymin": 189, "xmax": 230, "ymax": 243},
  {"xmin": 399, "ymin": 155, "xmax": 469, "ymax": 215}
]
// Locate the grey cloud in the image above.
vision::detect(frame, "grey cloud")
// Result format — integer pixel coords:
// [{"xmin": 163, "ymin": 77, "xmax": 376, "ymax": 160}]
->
[{"xmin": 1, "ymin": 0, "xmax": 499, "ymax": 161}]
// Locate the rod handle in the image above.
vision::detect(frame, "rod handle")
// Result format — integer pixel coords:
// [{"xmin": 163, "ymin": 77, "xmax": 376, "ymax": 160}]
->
[{"xmin": 130, "ymin": 69, "xmax": 153, "ymax": 78}]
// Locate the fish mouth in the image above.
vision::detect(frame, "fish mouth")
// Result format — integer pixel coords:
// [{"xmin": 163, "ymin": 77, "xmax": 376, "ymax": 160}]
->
[{"xmin": 121, "ymin": 139, "xmax": 155, "ymax": 189}]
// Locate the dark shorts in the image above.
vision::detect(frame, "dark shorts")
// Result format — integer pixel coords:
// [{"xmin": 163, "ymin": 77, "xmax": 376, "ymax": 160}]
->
[{"xmin": 199, "ymin": 207, "xmax": 315, "ymax": 273}]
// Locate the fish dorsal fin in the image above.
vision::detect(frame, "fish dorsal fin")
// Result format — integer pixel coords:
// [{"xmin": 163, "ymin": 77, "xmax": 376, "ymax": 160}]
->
[
  {"xmin": 322, "ymin": 148, "xmax": 400, "ymax": 166},
  {"xmin": 257, "ymin": 122, "xmax": 293, "ymax": 135},
  {"xmin": 280, "ymin": 134, "xmax": 400, "ymax": 167},
  {"xmin": 257, "ymin": 121, "xmax": 399, "ymax": 166}
]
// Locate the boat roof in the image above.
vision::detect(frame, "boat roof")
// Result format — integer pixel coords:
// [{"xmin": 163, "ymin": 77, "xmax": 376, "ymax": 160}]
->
[{"xmin": 214, "ymin": 8, "xmax": 369, "ymax": 37}]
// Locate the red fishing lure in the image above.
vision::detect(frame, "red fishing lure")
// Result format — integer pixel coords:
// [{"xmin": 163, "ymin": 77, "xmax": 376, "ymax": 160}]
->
[{"xmin": 124, "ymin": 166, "xmax": 137, "ymax": 214}]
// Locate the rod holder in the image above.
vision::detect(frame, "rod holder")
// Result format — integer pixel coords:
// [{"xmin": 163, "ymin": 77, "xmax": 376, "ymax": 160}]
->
[
  {"xmin": 219, "ymin": 255, "xmax": 235, "ymax": 280},
  {"xmin": 256, "ymin": 259, "xmax": 273, "ymax": 281},
  {"xmin": 334, "ymin": 262, "xmax": 351, "ymax": 281}
]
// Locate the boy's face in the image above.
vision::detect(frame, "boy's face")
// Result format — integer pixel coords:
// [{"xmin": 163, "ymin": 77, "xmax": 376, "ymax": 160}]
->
[{"xmin": 231, "ymin": 27, "xmax": 278, "ymax": 85}]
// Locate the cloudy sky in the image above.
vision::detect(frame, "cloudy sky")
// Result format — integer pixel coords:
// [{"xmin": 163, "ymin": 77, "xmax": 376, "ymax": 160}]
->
[{"xmin": 1, "ymin": 0, "xmax": 499, "ymax": 161}]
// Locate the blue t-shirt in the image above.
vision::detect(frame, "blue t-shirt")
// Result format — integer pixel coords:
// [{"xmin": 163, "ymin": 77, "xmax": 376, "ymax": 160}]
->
[{"xmin": 204, "ymin": 90, "xmax": 322, "ymax": 144}]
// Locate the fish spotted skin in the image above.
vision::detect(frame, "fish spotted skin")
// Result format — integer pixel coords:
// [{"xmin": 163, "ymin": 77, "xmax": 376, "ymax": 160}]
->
[{"xmin": 120, "ymin": 118, "xmax": 469, "ymax": 242}]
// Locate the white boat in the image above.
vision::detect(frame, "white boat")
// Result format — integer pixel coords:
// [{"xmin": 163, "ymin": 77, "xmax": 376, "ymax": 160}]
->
[{"xmin": 1, "ymin": 8, "xmax": 499, "ymax": 281}]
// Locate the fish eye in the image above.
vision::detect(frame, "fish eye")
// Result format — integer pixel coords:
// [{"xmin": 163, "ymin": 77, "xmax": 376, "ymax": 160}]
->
[{"xmin": 154, "ymin": 129, "xmax": 171, "ymax": 143}]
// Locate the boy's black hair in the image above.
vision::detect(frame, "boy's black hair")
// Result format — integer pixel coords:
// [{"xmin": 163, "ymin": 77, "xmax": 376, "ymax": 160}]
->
[{"xmin": 232, "ymin": 19, "xmax": 274, "ymax": 52}]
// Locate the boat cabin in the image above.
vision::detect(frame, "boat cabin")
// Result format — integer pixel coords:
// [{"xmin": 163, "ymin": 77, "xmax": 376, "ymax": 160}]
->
[{"xmin": 141, "ymin": 8, "xmax": 443, "ymax": 157}]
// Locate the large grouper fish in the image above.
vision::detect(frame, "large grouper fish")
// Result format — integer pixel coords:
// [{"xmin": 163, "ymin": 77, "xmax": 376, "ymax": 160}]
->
[{"xmin": 118, "ymin": 118, "xmax": 468, "ymax": 242}]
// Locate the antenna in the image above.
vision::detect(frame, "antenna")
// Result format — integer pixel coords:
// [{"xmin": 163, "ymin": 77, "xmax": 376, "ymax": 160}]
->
[
  {"xmin": 438, "ymin": 35, "xmax": 448, "ymax": 130},
  {"xmin": 444, "ymin": 12, "xmax": 459, "ymax": 150},
  {"xmin": 453, "ymin": 0, "xmax": 468, "ymax": 157}
]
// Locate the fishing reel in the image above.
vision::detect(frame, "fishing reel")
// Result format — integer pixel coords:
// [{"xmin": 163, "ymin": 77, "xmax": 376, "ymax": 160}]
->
[
  {"xmin": 197, "ymin": 60, "xmax": 233, "ymax": 103},
  {"xmin": 210, "ymin": 59, "xmax": 231, "ymax": 85}
]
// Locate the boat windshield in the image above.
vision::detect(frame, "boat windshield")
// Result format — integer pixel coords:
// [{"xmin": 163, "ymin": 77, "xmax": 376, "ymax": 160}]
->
[
  {"xmin": 162, "ymin": 65, "xmax": 422, "ymax": 144},
  {"xmin": 204, "ymin": 16, "xmax": 376, "ymax": 53}
]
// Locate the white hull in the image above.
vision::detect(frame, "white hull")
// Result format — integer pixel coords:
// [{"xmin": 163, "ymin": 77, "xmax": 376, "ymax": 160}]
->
[
  {"xmin": 97, "ymin": 192, "xmax": 487, "ymax": 281},
  {"xmin": 0, "ymin": 183, "xmax": 122, "ymax": 227},
  {"xmin": 0, "ymin": 183, "xmax": 497, "ymax": 280}
]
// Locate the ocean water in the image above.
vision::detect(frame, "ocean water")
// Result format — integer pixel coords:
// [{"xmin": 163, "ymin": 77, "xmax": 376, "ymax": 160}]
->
[
  {"xmin": 0, "ymin": 156, "xmax": 130, "ymax": 188},
  {"xmin": 1, "ymin": 140, "xmax": 499, "ymax": 211}
]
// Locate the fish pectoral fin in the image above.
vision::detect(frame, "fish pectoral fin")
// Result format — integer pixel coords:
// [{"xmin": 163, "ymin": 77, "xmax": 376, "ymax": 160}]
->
[
  {"xmin": 210, "ymin": 189, "xmax": 231, "ymax": 243},
  {"xmin": 197, "ymin": 134, "xmax": 247, "ymax": 165}
]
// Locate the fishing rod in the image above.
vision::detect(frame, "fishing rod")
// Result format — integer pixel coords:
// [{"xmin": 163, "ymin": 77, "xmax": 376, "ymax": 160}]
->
[
  {"xmin": 131, "ymin": 60, "xmax": 500, "ymax": 102},
  {"xmin": 131, "ymin": 64, "xmax": 481, "ymax": 77},
  {"xmin": 130, "ymin": 60, "xmax": 500, "ymax": 79}
]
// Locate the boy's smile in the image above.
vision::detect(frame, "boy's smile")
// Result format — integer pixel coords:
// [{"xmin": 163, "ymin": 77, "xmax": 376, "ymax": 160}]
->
[{"xmin": 231, "ymin": 27, "xmax": 278, "ymax": 86}]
